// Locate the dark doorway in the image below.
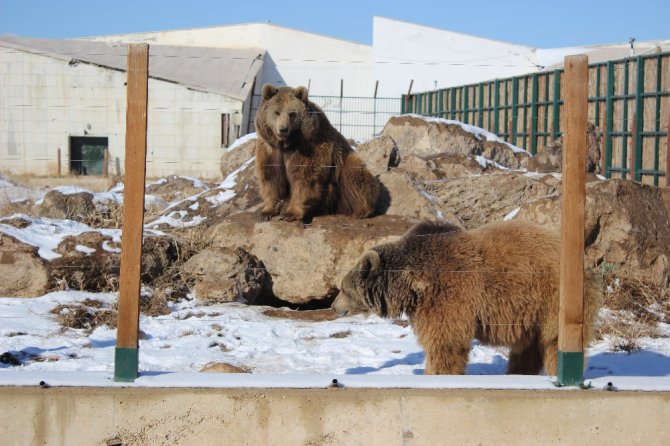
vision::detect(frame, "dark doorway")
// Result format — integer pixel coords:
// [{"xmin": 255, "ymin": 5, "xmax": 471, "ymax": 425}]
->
[{"xmin": 69, "ymin": 136, "xmax": 108, "ymax": 176}]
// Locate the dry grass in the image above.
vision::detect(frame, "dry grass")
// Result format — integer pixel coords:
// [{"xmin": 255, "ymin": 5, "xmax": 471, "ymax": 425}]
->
[
  {"xmin": 2, "ymin": 172, "xmax": 115, "ymax": 192},
  {"xmin": 81, "ymin": 200, "xmax": 123, "ymax": 229},
  {"xmin": 595, "ymin": 266, "xmax": 670, "ymax": 352},
  {"xmin": 50, "ymin": 299, "xmax": 117, "ymax": 333}
]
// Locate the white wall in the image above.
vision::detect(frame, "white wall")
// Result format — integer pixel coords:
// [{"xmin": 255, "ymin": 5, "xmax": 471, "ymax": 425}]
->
[
  {"xmin": 0, "ymin": 48, "xmax": 241, "ymax": 178},
  {"xmin": 87, "ymin": 23, "xmax": 375, "ymax": 98},
  {"xmin": 372, "ymin": 17, "xmax": 542, "ymax": 96}
]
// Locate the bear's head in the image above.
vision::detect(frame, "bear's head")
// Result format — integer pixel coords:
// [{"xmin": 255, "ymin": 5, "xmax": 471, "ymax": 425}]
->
[
  {"xmin": 257, "ymin": 84, "xmax": 314, "ymax": 144},
  {"xmin": 332, "ymin": 250, "xmax": 383, "ymax": 317}
]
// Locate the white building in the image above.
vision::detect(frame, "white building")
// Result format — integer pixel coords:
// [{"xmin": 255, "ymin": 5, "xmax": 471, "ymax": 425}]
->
[
  {"xmin": 1, "ymin": 17, "xmax": 668, "ymax": 178},
  {"xmin": 0, "ymin": 36, "xmax": 263, "ymax": 178}
]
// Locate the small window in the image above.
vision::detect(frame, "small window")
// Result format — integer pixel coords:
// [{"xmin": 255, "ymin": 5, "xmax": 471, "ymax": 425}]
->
[{"xmin": 70, "ymin": 136, "xmax": 108, "ymax": 176}]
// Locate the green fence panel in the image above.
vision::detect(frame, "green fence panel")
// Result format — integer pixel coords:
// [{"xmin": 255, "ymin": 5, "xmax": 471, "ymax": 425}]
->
[{"xmin": 398, "ymin": 52, "xmax": 668, "ymax": 184}]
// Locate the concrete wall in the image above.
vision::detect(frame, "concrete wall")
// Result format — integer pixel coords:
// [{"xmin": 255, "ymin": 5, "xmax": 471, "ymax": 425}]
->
[
  {"xmin": 1, "ymin": 386, "xmax": 668, "ymax": 445},
  {"xmin": 0, "ymin": 48, "xmax": 241, "ymax": 178}
]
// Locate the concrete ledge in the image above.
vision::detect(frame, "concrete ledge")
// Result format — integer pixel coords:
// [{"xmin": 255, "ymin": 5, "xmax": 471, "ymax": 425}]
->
[{"xmin": 1, "ymin": 375, "xmax": 669, "ymax": 445}]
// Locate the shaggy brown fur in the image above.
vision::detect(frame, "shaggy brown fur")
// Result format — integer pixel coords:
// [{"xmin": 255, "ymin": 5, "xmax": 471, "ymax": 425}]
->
[
  {"xmin": 255, "ymin": 84, "xmax": 380, "ymax": 222},
  {"xmin": 332, "ymin": 220, "xmax": 603, "ymax": 375}
]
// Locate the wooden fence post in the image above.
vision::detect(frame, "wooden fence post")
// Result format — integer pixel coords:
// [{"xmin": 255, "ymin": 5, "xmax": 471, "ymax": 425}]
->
[
  {"xmin": 114, "ymin": 43, "xmax": 149, "ymax": 382},
  {"xmin": 557, "ymin": 54, "xmax": 589, "ymax": 387}
]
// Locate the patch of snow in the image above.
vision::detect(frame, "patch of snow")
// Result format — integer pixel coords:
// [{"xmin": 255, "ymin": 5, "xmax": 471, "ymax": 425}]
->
[
  {"xmin": 503, "ymin": 207, "xmax": 521, "ymax": 221},
  {"xmin": 75, "ymin": 245, "xmax": 96, "ymax": 255},
  {"xmin": 226, "ymin": 132, "xmax": 257, "ymax": 152}
]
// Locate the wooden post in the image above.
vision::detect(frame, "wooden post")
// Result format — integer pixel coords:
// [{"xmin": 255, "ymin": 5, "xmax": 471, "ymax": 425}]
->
[
  {"xmin": 557, "ymin": 54, "xmax": 588, "ymax": 387},
  {"xmin": 57, "ymin": 148, "xmax": 61, "ymax": 176},
  {"xmin": 114, "ymin": 43, "xmax": 149, "ymax": 382}
]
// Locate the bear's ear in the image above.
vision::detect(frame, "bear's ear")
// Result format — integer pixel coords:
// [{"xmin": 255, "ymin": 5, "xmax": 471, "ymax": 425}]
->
[
  {"xmin": 359, "ymin": 250, "xmax": 381, "ymax": 279},
  {"xmin": 262, "ymin": 84, "xmax": 279, "ymax": 100},
  {"xmin": 294, "ymin": 86, "xmax": 309, "ymax": 102}
]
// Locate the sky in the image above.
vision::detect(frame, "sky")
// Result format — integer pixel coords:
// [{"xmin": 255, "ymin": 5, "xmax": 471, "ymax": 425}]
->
[
  {"xmin": 0, "ymin": 0, "xmax": 668, "ymax": 49},
  {"xmin": 1, "ymin": 122, "xmax": 670, "ymax": 389}
]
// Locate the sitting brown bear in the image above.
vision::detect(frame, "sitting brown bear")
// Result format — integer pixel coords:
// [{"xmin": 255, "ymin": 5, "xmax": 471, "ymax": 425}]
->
[
  {"xmin": 332, "ymin": 220, "xmax": 603, "ymax": 375},
  {"xmin": 254, "ymin": 84, "xmax": 380, "ymax": 222}
]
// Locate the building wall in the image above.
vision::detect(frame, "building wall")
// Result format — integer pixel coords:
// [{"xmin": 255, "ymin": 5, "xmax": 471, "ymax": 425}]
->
[
  {"xmin": 372, "ymin": 17, "xmax": 541, "ymax": 96},
  {"xmin": 87, "ymin": 23, "xmax": 375, "ymax": 98},
  {"xmin": 0, "ymin": 48, "xmax": 241, "ymax": 178}
]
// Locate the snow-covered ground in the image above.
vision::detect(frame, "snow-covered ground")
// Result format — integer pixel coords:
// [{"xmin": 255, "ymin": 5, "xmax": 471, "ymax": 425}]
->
[
  {"xmin": 2, "ymin": 128, "xmax": 670, "ymax": 391},
  {"xmin": 1, "ymin": 290, "xmax": 669, "ymax": 391}
]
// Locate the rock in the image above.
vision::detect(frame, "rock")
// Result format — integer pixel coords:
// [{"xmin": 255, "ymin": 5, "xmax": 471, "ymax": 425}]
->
[
  {"xmin": 182, "ymin": 247, "xmax": 270, "ymax": 304},
  {"xmin": 354, "ymin": 135, "xmax": 400, "ymax": 176},
  {"xmin": 206, "ymin": 213, "xmax": 415, "ymax": 304},
  {"xmin": 482, "ymin": 140, "xmax": 530, "ymax": 170},
  {"xmin": 516, "ymin": 178, "xmax": 670, "ymax": 286},
  {"xmin": 382, "ymin": 115, "xmax": 483, "ymax": 158},
  {"xmin": 219, "ymin": 138, "xmax": 257, "ymax": 179},
  {"xmin": 528, "ymin": 123, "xmax": 602, "ymax": 174},
  {"xmin": 0, "ymin": 234, "xmax": 48, "ymax": 297},
  {"xmin": 423, "ymin": 171, "xmax": 562, "ymax": 229},
  {"xmin": 37, "ymin": 190, "xmax": 96, "ymax": 221},
  {"xmin": 378, "ymin": 170, "xmax": 459, "ymax": 223},
  {"xmin": 200, "ymin": 361, "xmax": 250, "ymax": 373},
  {"xmin": 402, "ymin": 153, "xmax": 488, "ymax": 182}
]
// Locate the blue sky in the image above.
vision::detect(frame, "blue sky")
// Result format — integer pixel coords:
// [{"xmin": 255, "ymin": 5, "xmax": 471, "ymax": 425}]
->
[{"xmin": 0, "ymin": 0, "xmax": 668, "ymax": 48}]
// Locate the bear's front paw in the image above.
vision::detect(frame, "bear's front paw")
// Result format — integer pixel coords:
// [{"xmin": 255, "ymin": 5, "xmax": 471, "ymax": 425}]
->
[
  {"xmin": 280, "ymin": 211, "xmax": 303, "ymax": 222},
  {"xmin": 259, "ymin": 210, "xmax": 277, "ymax": 221}
]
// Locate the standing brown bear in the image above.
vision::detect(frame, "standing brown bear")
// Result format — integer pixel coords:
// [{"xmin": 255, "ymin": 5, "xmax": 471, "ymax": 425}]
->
[
  {"xmin": 332, "ymin": 220, "xmax": 603, "ymax": 375},
  {"xmin": 254, "ymin": 84, "xmax": 380, "ymax": 222}
]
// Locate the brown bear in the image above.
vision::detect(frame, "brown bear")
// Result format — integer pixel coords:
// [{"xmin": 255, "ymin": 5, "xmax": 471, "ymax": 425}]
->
[
  {"xmin": 254, "ymin": 84, "xmax": 380, "ymax": 222},
  {"xmin": 332, "ymin": 220, "xmax": 603, "ymax": 375}
]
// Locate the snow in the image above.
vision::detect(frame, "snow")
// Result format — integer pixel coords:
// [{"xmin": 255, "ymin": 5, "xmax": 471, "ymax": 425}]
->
[
  {"xmin": 226, "ymin": 132, "xmax": 257, "ymax": 152},
  {"xmin": 0, "ymin": 289, "xmax": 669, "ymax": 390}
]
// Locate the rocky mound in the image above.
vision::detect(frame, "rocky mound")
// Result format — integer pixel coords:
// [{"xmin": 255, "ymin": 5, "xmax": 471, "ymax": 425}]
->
[{"xmin": 1, "ymin": 115, "xmax": 668, "ymax": 306}]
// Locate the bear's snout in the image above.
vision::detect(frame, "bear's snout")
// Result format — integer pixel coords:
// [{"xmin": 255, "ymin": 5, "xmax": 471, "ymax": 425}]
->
[{"xmin": 331, "ymin": 293, "xmax": 351, "ymax": 316}]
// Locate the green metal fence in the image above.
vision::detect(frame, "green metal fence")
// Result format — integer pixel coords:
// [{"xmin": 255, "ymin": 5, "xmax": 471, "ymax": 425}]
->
[
  {"xmin": 402, "ymin": 52, "xmax": 670, "ymax": 186},
  {"xmin": 250, "ymin": 95, "xmax": 402, "ymax": 142}
]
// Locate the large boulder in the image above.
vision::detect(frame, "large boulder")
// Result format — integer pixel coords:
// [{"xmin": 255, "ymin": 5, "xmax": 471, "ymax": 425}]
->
[
  {"xmin": 182, "ymin": 247, "xmax": 270, "ymax": 304},
  {"xmin": 379, "ymin": 115, "xmax": 529, "ymax": 170},
  {"xmin": 382, "ymin": 115, "xmax": 483, "ymax": 158},
  {"xmin": 423, "ymin": 171, "xmax": 562, "ymax": 229},
  {"xmin": 205, "ymin": 213, "xmax": 414, "ymax": 305},
  {"xmin": 517, "ymin": 179, "xmax": 670, "ymax": 286},
  {"xmin": 0, "ymin": 233, "xmax": 48, "ymax": 297}
]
